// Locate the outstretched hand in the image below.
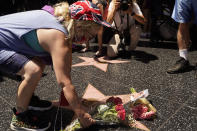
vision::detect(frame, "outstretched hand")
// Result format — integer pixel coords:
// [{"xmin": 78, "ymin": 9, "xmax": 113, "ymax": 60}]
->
[{"xmin": 75, "ymin": 106, "xmax": 95, "ymax": 128}]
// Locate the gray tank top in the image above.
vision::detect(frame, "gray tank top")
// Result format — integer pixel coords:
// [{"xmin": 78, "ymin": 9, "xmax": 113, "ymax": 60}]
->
[{"xmin": 0, "ymin": 10, "xmax": 68, "ymax": 64}]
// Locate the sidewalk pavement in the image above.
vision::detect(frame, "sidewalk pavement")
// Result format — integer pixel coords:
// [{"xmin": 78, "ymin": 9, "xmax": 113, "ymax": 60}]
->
[{"xmin": 0, "ymin": 41, "xmax": 196, "ymax": 131}]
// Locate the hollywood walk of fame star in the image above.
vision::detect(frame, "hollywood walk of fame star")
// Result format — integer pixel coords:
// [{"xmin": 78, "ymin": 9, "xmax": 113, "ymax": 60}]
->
[
  {"xmin": 72, "ymin": 56, "xmax": 130, "ymax": 72},
  {"xmin": 52, "ymin": 84, "xmax": 150, "ymax": 131},
  {"xmin": 82, "ymin": 84, "xmax": 132, "ymax": 105}
]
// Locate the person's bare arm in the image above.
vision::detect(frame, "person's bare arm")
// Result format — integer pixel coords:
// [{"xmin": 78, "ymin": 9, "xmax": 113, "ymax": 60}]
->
[
  {"xmin": 106, "ymin": 0, "xmax": 120, "ymax": 23},
  {"xmin": 127, "ymin": 3, "xmax": 147, "ymax": 25},
  {"xmin": 38, "ymin": 29, "xmax": 94, "ymax": 127},
  {"xmin": 177, "ymin": 23, "xmax": 190, "ymax": 50},
  {"xmin": 133, "ymin": 14, "xmax": 147, "ymax": 25}
]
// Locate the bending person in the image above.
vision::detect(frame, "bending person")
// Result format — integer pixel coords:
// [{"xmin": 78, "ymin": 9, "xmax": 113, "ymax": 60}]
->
[{"xmin": 0, "ymin": 0, "xmax": 111, "ymax": 130}]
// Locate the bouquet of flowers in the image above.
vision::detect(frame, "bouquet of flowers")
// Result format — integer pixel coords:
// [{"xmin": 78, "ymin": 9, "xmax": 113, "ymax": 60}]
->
[
  {"xmin": 63, "ymin": 87, "xmax": 157, "ymax": 131},
  {"xmin": 64, "ymin": 96, "xmax": 135, "ymax": 131},
  {"xmin": 130, "ymin": 88, "xmax": 157, "ymax": 120}
]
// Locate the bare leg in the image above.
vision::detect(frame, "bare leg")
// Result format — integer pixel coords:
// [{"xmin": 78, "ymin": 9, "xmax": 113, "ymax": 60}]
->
[
  {"xmin": 129, "ymin": 25, "xmax": 142, "ymax": 51},
  {"xmin": 97, "ymin": 26, "xmax": 103, "ymax": 54},
  {"xmin": 177, "ymin": 23, "xmax": 190, "ymax": 50},
  {"xmin": 142, "ymin": 8, "xmax": 151, "ymax": 37},
  {"xmin": 166, "ymin": 23, "xmax": 190, "ymax": 73},
  {"xmin": 16, "ymin": 57, "xmax": 45, "ymax": 112}
]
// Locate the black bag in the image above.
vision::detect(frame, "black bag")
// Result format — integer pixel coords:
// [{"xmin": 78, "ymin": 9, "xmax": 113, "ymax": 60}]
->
[
  {"xmin": 102, "ymin": 27, "xmax": 117, "ymax": 44},
  {"xmin": 123, "ymin": 28, "xmax": 130, "ymax": 45}
]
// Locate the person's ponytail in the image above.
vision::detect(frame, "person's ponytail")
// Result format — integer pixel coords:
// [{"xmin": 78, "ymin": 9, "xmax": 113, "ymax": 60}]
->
[{"xmin": 53, "ymin": 2, "xmax": 75, "ymax": 42}]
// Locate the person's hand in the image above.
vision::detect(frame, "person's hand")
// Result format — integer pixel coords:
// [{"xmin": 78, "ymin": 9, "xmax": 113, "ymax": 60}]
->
[
  {"xmin": 74, "ymin": 106, "xmax": 95, "ymax": 128},
  {"xmin": 113, "ymin": 0, "xmax": 120, "ymax": 10}
]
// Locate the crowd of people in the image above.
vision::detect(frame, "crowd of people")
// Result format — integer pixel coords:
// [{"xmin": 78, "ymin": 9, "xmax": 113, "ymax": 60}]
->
[{"xmin": 0, "ymin": 0, "xmax": 196, "ymax": 130}]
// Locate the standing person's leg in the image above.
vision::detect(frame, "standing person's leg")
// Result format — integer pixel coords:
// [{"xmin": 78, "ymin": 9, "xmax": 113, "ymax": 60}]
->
[
  {"xmin": 141, "ymin": 0, "xmax": 151, "ymax": 38},
  {"xmin": 167, "ymin": 23, "xmax": 190, "ymax": 73},
  {"xmin": 96, "ymin": 26, "xmax": 104, "ymax": 56},
  {"xmin": 129, "ymin": 25, "xmax": 142, "ymax": 51},
  {"xmin": 150, "ymin": 0, "xmax": 162, "ymax": 41},
  {"xmin": 177, "ymin": 23, "xmax": 190, "ymax": 60}
]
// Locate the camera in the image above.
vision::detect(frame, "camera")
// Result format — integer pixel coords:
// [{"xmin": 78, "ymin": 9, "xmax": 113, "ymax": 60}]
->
[{"xmin": 119, "ymin": 0, "xmax": 130, "ymax": 11}]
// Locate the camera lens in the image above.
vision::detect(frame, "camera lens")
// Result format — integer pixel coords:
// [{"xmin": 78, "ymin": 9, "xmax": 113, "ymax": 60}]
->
[{"xmin": 120, "ymin": 0, "xmax": 129, "ymax": 11}]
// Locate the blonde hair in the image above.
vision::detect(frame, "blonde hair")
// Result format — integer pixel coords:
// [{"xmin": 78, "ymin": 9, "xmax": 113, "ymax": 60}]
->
[
  {"xmin": 53, "ymin": 2, "xmax": 70, "ymax": 22},
  {"xmin": 53, "ymin": 2, "xmax": 74, "ymax": 42},
  {"xmin": 53, "ymin": 1, "xmax": 100, "ymax": 44}
]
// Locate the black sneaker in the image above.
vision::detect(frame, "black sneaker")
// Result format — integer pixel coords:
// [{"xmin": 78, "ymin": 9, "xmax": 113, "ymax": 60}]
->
[
  {"xmin": 28, "ymin": 95, "xmax": 53, "ymax": 111},
  {"xmin": 10, "ymin": 108, "xmax": 51, "ymax": 131},
  {"xmin": 167, "ymin": 57, "xmax": 190, "ymax": 74}
]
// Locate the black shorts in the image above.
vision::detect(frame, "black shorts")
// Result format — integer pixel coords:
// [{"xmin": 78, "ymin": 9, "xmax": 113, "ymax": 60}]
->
[{"xmin": 0, "ymin": 52, "xmax": 31, "ymax": 74}]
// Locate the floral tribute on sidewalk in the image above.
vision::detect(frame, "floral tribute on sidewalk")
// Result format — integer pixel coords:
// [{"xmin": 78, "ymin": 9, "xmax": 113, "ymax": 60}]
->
[
  {"xmin": 56, "ymin": 84, "xmax": 157, "ymax": 131},
  {"xmin": 65, "ymin": 96, "xmax": 135, "ymax": 131}
]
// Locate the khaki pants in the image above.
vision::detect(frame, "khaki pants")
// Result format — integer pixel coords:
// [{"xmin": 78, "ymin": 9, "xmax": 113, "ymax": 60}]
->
[{"xmin": 107, "ymin": 25, "xmax": 142, "ymax": 57}]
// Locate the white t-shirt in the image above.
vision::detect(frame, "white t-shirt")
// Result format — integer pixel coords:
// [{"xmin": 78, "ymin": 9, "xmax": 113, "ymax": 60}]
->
[{"xmin": 108, "ymin": 2, "xmax": 142, "ymax": 31}]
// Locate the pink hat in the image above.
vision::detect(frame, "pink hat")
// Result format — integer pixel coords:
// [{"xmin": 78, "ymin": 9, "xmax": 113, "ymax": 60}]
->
[{"xmin": 69, "ymin": 0, "xmax": 112, "ymax": 28}]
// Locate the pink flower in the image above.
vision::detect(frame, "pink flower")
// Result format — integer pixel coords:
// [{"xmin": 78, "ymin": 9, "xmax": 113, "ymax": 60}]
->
[
  {"xmin": 133, "ymin": 112, "xmax": 139, "ymax": 119},
  {"xmin": 106, "ymin": 97, "xmax": 127, "ymax": 121},
  {"xmin": 118, "ymin": 109, "xmax": 126, "ymax": 120},
  {"xmin": 139, "ymin": 111, "xmax": 155, "ymax": 119},
  {"xmin": 131, "ymin": 104, "xmax": 155, "ymax": 119},
  {"xmin": 115, "ymin": 104, "xmax": 124, "ymax": 111}
]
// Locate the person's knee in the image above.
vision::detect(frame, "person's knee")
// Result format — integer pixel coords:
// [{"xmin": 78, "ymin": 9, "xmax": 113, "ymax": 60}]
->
[
  {"xmin": 130, "ymin": 26, "xmax": 142, "ymax": 39},
  {"xmin": 23, "ymin": 61, "xmax": 45, "ymax": 80},
  {"xmin": 131, "ymin": 25, "xmax": 142, "ymax": 35}
]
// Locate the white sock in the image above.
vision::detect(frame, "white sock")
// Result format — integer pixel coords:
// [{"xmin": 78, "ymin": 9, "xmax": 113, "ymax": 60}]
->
[{"xmin": 179, "ymin": 49, "xmax": 188, "ymax": 60}]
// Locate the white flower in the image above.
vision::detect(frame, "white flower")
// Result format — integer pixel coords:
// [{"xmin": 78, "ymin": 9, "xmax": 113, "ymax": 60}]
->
[{"xmin": 97, "ymin": 104, "xmax": 110, "ymax": 114}]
